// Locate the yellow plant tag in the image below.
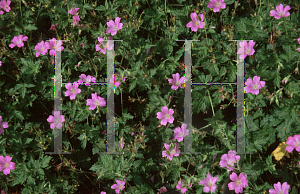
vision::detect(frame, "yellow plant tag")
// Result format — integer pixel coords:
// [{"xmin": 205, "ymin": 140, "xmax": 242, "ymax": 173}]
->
[{"xmin": 272, "ymin": 142, "xmax": 290, "ymax": 161}]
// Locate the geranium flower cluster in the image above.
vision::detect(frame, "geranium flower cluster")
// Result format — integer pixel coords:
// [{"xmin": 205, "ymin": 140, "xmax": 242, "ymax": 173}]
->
[
  {"xmin": 68, "ymin": 7, "xmax": 82, "ymax": 27},
  {"xmin": 0, "ymin": 155, "xmax": 15, "ymax": 175},
  {"xmin": 0, "ymin": 0, "xmax": 11, "ymax": 15},
  {"xmin": 33, "ymin": 38, "xmax": 64, "ymax": 57}
]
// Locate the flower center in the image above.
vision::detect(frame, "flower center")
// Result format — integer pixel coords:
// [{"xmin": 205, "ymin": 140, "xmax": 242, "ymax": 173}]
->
[
  {"xmin": 195, "ymin": 21, "xmax": 199, "ymax": 26},
  {"xmin": 118, "ymin": 185, "xmax": 123, "ymax": 190},
  {"xmin": 170, "ymin": 149, "xmax": 175, "ymax": 155},
  {"xmin": 236, "ymin": 180, "xmax": 241, "ymax": 185},
  {"xmin": 216, "ymin": 2, "xmax": 221, "ymax": 7},
  {"xmin": 4, "ymin": 163, "xmax": 9, "ymax": 168},
  {"xmin": 114, "ymin": 26, "xmax": 118, "ymax": 31},
  {"xmin": 165, "ymin": 114, "xmax": 170, "ymax": 119},
  {"xmin": 228, "ymin": 159, "xmax": 235, "ymax": 166},
  {"xmin": 71, "ymin": 89, "xmax": 77, "ymax": 94},
  {"xmin": 246, "ymin": 49, "xmax": 251, "ymax": 54},
  {"xmin": 55, "ymin": 118, "xmax": 60, "ymax": 123},
  {"xmin": 41, "ymin": 47, "xmax": 44, "ymax": 51},
  {"xmin": 181, "ymin": 132, "xmax": 185, "ymax": 137},
  {"xmin": 175, "ymin": 81, "xmax": 181, "ymax": 86},
  {"xmin": 17, "ymin": 40, "xmax": 22, "ymax": 45},
  {"xmin": 96, "ymin": 101, "xmax": 100, "ymax": 106},
  {"xmin": 208, "ymin": 182, "xmax": 213, "ymax": 187},
  {"xmin": 295, "ymin": 142, "xmax": 300, "ymax": 147},
  {"xmin": 252, "ymin": 84, "xmax": 258, "ymax": 89}
]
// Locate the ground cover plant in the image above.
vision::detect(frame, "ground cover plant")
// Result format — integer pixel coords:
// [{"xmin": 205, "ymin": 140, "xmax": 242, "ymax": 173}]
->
[{"xmin": 0, "ymin": 0, "xmax": 300, "ymax": 193}]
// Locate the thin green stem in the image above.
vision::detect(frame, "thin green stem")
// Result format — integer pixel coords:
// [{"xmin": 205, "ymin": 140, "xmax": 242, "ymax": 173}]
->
[{"xmin": 207, "ymin": 89, "xmax": 215, "ymax": 116}]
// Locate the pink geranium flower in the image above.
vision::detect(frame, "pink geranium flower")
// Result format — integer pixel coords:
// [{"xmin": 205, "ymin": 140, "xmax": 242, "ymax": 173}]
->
[
  {"xmin": 9, "ymin": 35, "xmax": 28, "ymax": 48},
  {"xmin": 86, "ymin": 93, "xmax": 106, "ymax": 110},
  {"xmin": 1, "ymin": 190, "xmax": 5, "ymax": 194},
  {"xmin": 47, "ymin": 111, "xmax": 65, "ymax": 130},
  {"xmin": 106, "ymin": 17, "xmax": 123, "ymax": 36},
  {"xmin": 237, "ymin": 40, "xmax": 255, "ymax": 60},
  {"xmin": 269, "ymin": 182, "xmax": 290, "ymax": 194},
  {"xmin": 270, "ymin": 4, "xmax": 291, "ymax": 19},
  {"xmin": 100, "ymin": 192, "xmax": 106, "ymax": 194},
  {"xmin": 162, "ymin": 143, "xmax": 180, "ymax": 161},
  {"xmin": 48, "ymin": 38, "xmax": 64, "ymax": 56},
  {"xmin": 199, "ymin": 173, "xmax": 218, "ymax": 193},
  {"xmin": 34, "ymin": 41, "xmax": 50, "ymax": 57},
  {"xmin": 207, "ymin": 0, "xmax": 226, "ymax": 13},
  {"xmin": 298, "ymin": 38, "xmax": 300, "ymax": 44},
  {"xmin": 119, "ymin": 137, "xmax": 124, "ymax": 149},
  {"xmin": 78, "ymin": 74, "xmax": 96, "ymax": 86},
  {"xmin": 0, "ymin": 155, "xmax": 15, "ymax": 175},
  {"xmin": 109, "ymin": 73, "xmax": 127, "ymax": 88},
  {"xmin": 68, "ymin": 7, "xmax": 80, "ymax": 15},
  {"xmin": 286, "ymin": 134, "xmax": 300, "ymax": 153},
  {"xmin": 173, "ymin": 123, "xmax": 189, "ymax": 142},
  {"xmin": 72, "ymin": 15, "xmax": 82, "ymax": 27},
  {"xmin": 0, "ymin": 116, "xmax": 8, "ymax": 135},
  {"xmin": 0, "ymin": 0, "xmax": 11, "ymax": 12},
  {"xmin": 228, "ymin": 172, "xmax": 248, "ymax": 193},
  {"xmin": 244, "ymin": 76, "xmax": 265, "ymax": 95},
  {"xmin": 157, "ymin": 186, "xmax": 168, "ymax": 193},
  {"xmin": 111, "ymin": 179, "xmax": 126, "ymax": 194},
  {"xmin": 96, "ymin": 36, "xmax": 113, "ymax": 54},
  {"xmin": 0, "ymin": 61, "xmax": 2, "ymax": 66},
  {"xmin": 80, "ymin": 43, "xmax": 84, "ymax": 48},
  {"xmin": 168, "ymin": 73, "xmax": 186, "ymax": 90},
  {"xmin": 176, "ymin": 180, "xmax": 193, "ymax": 193},
  {"xmin": 219, "ymin": 150, "xmax": 240, "ymax": 171},
  {"xmin": 186, "ymin": 12, "xmax": 205, "ymax": 32},
  {"xmin": 64, "ymin": 83, "xmax": 81, "ymax": 100},
  {"xmin": 50, "ymin": 24, "xmax": 58, "ymax": 31},
  {"xmin": 156, "ymin": 106, "xmax": 174, "ymax": 126}
]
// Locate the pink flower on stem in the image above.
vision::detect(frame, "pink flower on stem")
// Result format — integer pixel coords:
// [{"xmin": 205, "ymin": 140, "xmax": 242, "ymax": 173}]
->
[
  {"xmin": 0, "ymin": 155, "xmax": 15, "ymax": 175},
  {"xmin": 9, "ymin": 35, "xmax": 28, "ymax": 48},
  {"xmin": 118, "ymin": 137, "xmax": 124, "ymax": 149},
  {"xmin": 1, "ymin": 190, "xmax": 5, "ymax": 194},
  {"xmin": 109, "ymin": 73, "xmax": 127, "ymax": 88},
  {"xmin": 237, "ymin": 40, "xmax": 255, "ymax": 60},
  {"xmin": 0, "ymin": 116, "xmax": 8, "ymax": 135},
  {"xmin": 100, "ymin": 192, "xmax": 106, "ymax": 194},
  {"xmin": 286, "ymin": 134, "xmax": 300, "ymax": 152},
  {"xmin": 106, "ymin": 17, "xmax": 123, "ymax": 36},
  {"xmin": 157, "ymin": 186, "xmax": 168, "ymax": 193},
  {"xmin": 298, "ymin": 38, "xmax": 300, "ymax": 44},
  {"xmin": 244, "ymin": 76, "xmax": 265, "ymax": 95},
  {"xmin": 228, "ymin": 172, "xmax": 248, "ymax": 193},
  {"xmin": 78, "ymin": 74, "xmax": 96, "ymax": 86},
  {"xmin": 219, "ymin": 150, "xmax": 240, "ymax": 171},
  {"xmin": 34, "ymin": 41, "xmax": 50, "ymax": 57},
  {"xmin": 168, "ymin": 73, "xmax": 186, "ymax": 90},
  {"xmin": 80, "ymin": 43, "xmax": 84, "ymax": 48},
  {"xmin": 64, "ymin": 83, "xmax": 81, "ymax": 100},
  {"xmin": 48, "ymin": 38, "xmax": 64, "ymax": 56},
  {"xmin": 72, "ymin": 15, "xmax": 82, "ymax": 27},
  {"xmin": 269, "ymin": 182, "xmax": 290, "ymax": 194},
  {"xmin": 96, "ymin": 36, "xmax": 113, "ymax": 54},
  {"xmin": 47, "ymin": 111, "xmax": 65, "ymax": 130},
  {"xmin": 0, "ymin": 61, "xmax": 2, "ymax": 66},
  {"xmin": 162, "ymin": 143, "xmax": 180, "ymax": 161},
  {"xmin": 111, "ymin": 179, "xmax": 126, "ymax": 194},
  {"xmin": 173, "ymin": 123, "xmax": 189, "ymax": 142},
  {"xmin": 68, "ymin": 7, "xmax": 80, "ymax": 15},
  {"xmin": 176, "ymin": 180, "xmax": 192, "ymax": 193},
  {"xmin": 0, "ymin": 0, "xmax": 11, "ymax": 12},
  {"xmin": 86, "ymin": 93, "xmax": 106, "ymax": 110},
  {"xmin": 297, "ymin": 48, "xmax": 300, "ymax": 52},
  {"xmin": 186, "ymin": 12, "xmax": 205, "ymax": 32},
  {"xmin": 50, "ymin": 24, "xmax": 58, "ymax": 31},
  {"xmin": 151, "ymin": 175, "xmax": 154, "ymax": 183},
  {"xmin": 156, "ymin": 106, "xmax": 174, "ymax": 126},
  {"xmin": 270, "ymin": 4, "xmax": 291, "ymax": 19},
  {"xmin": 207, "ymin": 0, "xmax": 226, "ymax": 13},
  {"xmin": 199, "ymin": 173, "xmax": 218, "ymax": 193}
]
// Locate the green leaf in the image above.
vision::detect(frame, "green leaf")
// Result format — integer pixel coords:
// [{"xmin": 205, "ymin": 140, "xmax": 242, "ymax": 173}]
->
[{"xmin": 24, "ymin": 24, "xmax": 38, "ymax": 31}]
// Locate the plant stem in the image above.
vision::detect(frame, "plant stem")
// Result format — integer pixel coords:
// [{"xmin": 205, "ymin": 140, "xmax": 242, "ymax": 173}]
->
[{"xmin": 207, "ymin": 89, "xmax": 215, "ymax": 116}]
